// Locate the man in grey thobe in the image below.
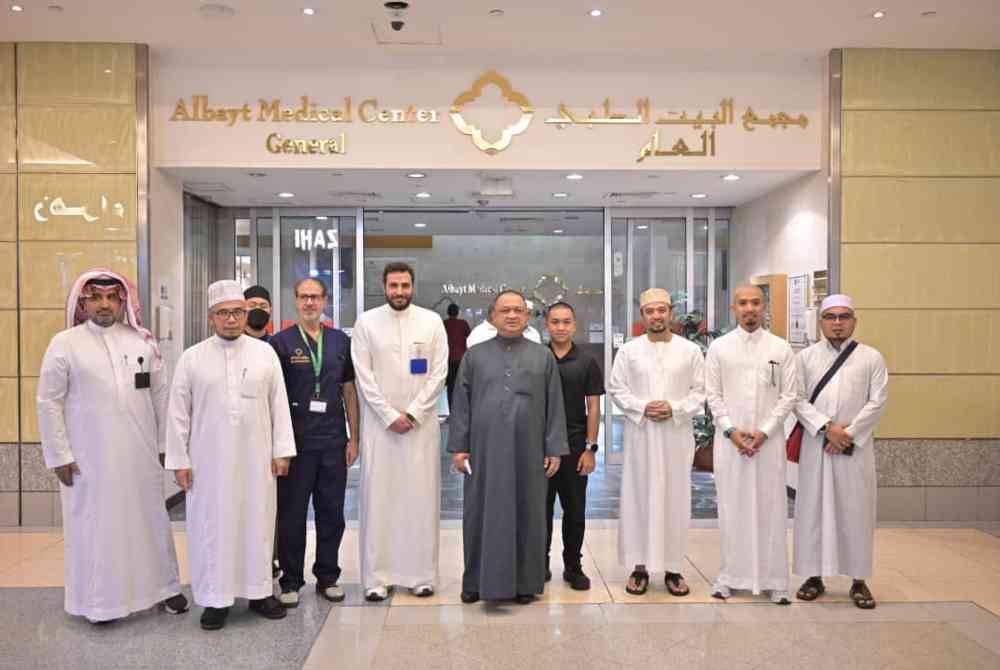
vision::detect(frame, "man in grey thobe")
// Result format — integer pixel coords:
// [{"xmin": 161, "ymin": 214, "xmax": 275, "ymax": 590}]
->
[{"xmin": 449, "ymin": 290, "xmax": 569, "ymax": 604}]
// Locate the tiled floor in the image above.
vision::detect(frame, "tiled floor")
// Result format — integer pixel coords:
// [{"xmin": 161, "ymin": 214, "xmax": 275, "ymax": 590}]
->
[{"xmin": 2, "ymin": 525, "xmax": 999, "ymax": 668}]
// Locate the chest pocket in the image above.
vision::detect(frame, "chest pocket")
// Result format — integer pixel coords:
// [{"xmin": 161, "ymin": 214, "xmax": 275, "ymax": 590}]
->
[{"xmin": 241, "ymin": 373, "xmax": 264, "ymax": 398}]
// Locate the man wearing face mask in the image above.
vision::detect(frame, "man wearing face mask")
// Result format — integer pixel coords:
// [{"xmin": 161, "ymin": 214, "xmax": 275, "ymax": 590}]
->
[{"xmin": 244, "ymin": 285, "xmax": 273, "ymax": 341}]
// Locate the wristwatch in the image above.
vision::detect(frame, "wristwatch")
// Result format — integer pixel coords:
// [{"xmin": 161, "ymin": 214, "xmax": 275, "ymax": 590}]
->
[
  {"xmin": 587, "ymin": 443, "xmax": 599, "ymax": 453},
  {"xmin": 723, "ymin": 427, "xmax": 736, "ymax": 439},
  {"xmin": 818, "ymin": 421, "xmax": 830, "ymax": 434}
]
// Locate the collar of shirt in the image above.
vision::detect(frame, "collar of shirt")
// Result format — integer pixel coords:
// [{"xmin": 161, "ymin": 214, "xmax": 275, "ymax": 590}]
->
[
  {"xmin": 549, "ymin": 341, "xmax": 577, "ymax": 361},
  {"xmin": 213, "ymin": 333, "xmax": 243, "ymax": 348},
  {"xmin": 85, "ymin": 319, "xmax": 118, "ymax": 336},
  {"xmin": 823, "ymin": 336, "xmax": 856, "ymax": 355},
  {"xmin": 736, "ymin": 325, "xmax": 765, "ymax": 344}
]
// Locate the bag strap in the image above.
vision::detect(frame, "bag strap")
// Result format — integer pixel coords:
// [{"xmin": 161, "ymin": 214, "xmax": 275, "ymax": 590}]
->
[{"xmin": 808, "ymin": 340, "xmax": 859, "ymax": 404}]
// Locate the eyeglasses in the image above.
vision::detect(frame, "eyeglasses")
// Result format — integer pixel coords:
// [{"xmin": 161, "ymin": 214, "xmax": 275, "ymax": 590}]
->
[
  {"xmin": 213, "ymin": 308, "xmax": 247, "ymax": 320},
  {"xmin": 296, "ymin": 294, "xmax": 325, "ymax": 303},
  {"xmin": 821, "ymin": 313, "xmax": 854, "ymax": 322}
]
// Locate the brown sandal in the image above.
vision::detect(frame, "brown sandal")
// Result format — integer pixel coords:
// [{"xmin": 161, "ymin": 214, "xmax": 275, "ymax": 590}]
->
[
  {"xmin": 626, "ymin": 569, "xmax": 650, "ymax": 595},
  {"xmin": 665, "ymin": 572, "xmax": 690, "ymax": 597},
  {"xmin": 850, "ymin": 581, "xmax": 876, "ymax": 609},
  {"xmin": 796, "ymin": 576, "xmax": 825, "ymax": 601}
]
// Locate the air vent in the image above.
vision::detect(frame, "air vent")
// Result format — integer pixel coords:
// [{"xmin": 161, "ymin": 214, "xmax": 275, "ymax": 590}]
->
[
  {"xmin": 184, "ymin": 181, "xmax": 233, "ymax": 193},
  {"xmin": 479, "ymin": 176, "xmax": 514, "ymax": 197},
  {"xmin": 499, "ymin": 217, "xmax": 544, "ymax": 224},
  {"xmin": 329, "ymin": 191, "xmax": 382, "ymax": 200},
  {"xmin": 604, "ymin": 191, "xmax": 659, "ymax": 200},
  {"xmin": 370, "ymin": 20, "xmax": 444, "ymax": 46}
]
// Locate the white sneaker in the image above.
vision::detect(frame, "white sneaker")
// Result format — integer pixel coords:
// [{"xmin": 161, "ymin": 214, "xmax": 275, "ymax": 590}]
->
[
  {"xmin": 364, "ymin": 586, "xmax": 389, "ymax": 602},
  {"xmin": 278, "ymin": 590, "xmax": 299, "ymax": 608},
  {"xmin": 711, "ymin": 582, "xmax": 731, "ymax": 600},
  {"xmin": 770, "ymin": 589, "xmax": 791, "ymax": 605},
  {"xmin": 317, "ymin": 583, "xmax": 345, "ymax": 602},
  {"xmin": 412, "ymin": 584, "xmax": 434, "ymax": 597}
]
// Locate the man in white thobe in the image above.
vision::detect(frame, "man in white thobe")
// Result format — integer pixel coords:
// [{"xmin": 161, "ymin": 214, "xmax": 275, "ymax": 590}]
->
[
  {"xmin": 166, "ymin": 280, "xmax": 296, "ymax": 631},
  {"xmin": 793, "ymin": 294, "xmax": 889, "ymax": 609},
  {"xmin": 705, "ymin": 284, "xmax": 801, "ymax": 604},
  {"xmin": 467, "ymin": 301, "xmax": 542, "ymax": 347},
  {"xmin": 37, "ymin": 270, "xmax": 186, "ymax": 624},
  {"xmin": 608, "ymin": 288, "xmax": 705, "ymax": 597},
  {"xmin": 352, "ymin": 262, "xmax": 449, "ymax": 600}
]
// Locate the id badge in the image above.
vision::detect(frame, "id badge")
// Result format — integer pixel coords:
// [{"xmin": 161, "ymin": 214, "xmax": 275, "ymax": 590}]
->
[
  {"xmin": 134, "ymin": 372, "xmax": 151, "ymax": 389},
  {"xmin": 309, "ymin": 399, "xmax": 328, "ymax": 413},
  {"xmin": 410, "ymin": 358, "xmax": 428, "ymax": 375}
]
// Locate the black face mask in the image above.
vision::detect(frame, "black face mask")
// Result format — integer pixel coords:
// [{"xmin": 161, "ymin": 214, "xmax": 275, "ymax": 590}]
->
[{"xmin": 247, "ymin": 308, "xmax": 270, "ymax": 330}]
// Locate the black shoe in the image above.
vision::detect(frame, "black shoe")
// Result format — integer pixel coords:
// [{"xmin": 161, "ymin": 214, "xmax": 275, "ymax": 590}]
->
[
  {"xmin": 545, "ymin": 568, "xmax": 552, "ymax": 582},
  {"xmin": 460, "ymin": 591, "xmax": 480, "ymax": 604},
  {"xmin": 272, "ymin": 560, "xmax": 282, "ymax": 580},
  {"xmin": 200, "ymin": 607, "xmax": 229, "ymax": 631},
  {"xmin": 563, "ymin": 568, "xmax": 591, "ymax": 591},
  {"xmin": 163, "ymin": 593, "xmax": 189, "ymax": 614},
  {"xmin": 89, "ymin": 618, "xmax": 119, "ymax": 626},
  {"xmin": 249, "ymin": 596, "xmax": 287, "ymax": 620},
  {"xmin": 514, "ymin": 594, "xmax": 535, "ymax": 605}
]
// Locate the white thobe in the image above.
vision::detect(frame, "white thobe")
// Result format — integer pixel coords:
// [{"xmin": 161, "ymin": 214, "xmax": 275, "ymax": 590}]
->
[
  {"xmin": 36, "ymin": 321, "xmax": 180, "ymax": 621},
  {"xmin": 705, "ymin": 326, "xmax": 801, "ymax": 593},
  {"xmin": 793, "ymin": 339, "xmax": 888, "ymax": 578},
  {"xmin": 352, "ymin": 304, "xmax": 449, "ymax": 589},
  {"xmin": 609, "ymin": 335, "xmax": 705, "ymax": 572},
  {"xmin": 165, "ymin": 335, "xmax": 296, "ymax": 608},
  {"xmin": 466, "ymin": 321, "xmax": 541, "ymax": 347}
]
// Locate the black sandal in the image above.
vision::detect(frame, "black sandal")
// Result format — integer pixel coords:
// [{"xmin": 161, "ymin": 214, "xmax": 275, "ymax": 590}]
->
[
  {"xmin": 665, "ymin": 572, "xmax": 690, "ymax": 597},
  {"xmin": 625, "ymin": 569, "xmax": 650, "ymax": 595},
  {"xmin": 850, "ymin": 581, "xmax": 876, "ymax": 610},
  {"xmin": 796, "ymin": 576, "xmax": 825, "ymax": 602}
]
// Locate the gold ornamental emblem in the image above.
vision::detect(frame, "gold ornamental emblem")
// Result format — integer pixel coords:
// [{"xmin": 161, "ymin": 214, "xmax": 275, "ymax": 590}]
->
[{"xmin": 449, "ymin": 71, "xmax": 533, "ymax": 155}]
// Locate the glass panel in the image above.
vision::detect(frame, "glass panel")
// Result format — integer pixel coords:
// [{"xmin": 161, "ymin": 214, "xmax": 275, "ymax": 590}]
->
[
  {"xmin": 278, "ymin": 215, "xmax": 356, "ymax": 331},
  {"xmin": 692, "ymin": 218, "xmax": 709, "ymax": 318},
  {"xmin": 256, "ymin": 216, "xmax": 273, "ymax": 296},
  {"xmin": 714, "ymin": 219, "xmax": 731, "ymax": 331}
]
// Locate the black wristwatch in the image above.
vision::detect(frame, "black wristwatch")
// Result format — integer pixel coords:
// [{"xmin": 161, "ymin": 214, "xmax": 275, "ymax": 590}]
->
[
  {"xmin": 587, "ymin": 443, "xmax": 599, "ymax": 453},
  {"xmin": 723, "ymin": 427, "xmax": 736, "ymax": 439}
]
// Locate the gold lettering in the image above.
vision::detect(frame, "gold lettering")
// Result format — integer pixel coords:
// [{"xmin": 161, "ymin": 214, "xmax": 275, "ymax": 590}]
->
[
  {"xmin": 170, "ymin": 98, "xmax": 192, "ymax": 121},
  {"xmin": 258, "ymin": 99, "xmax": 281, "ymax": 122},
  {"xmin": 416, "ymin": 109, "xmax": 429, "ymax": 122},
  {"xmin": 359, "ymin": 98, "xmax": 377, "ymax": 123},
  {"xmin": 378, "ymin": 109, "xmax": 392, "ymax": 123},
  {"xmin": 282, "ymin": 139, "xmax": 295, "ymax": 152},
  {"xmin": 316, "ymin": 109, "xmax": 330, "ymax": 122},
  {"xmin": 391, "ymin": 108, "xmax": 406, "ymax": 123},
  {"xmin": 295, "ymin": 96, "xmax": 311, "ymax": 122},
  {"xmin": 308, "ymin": 140, "xmax": 321, "ymax": 153},
  {"xmin": 265, "ymin": 133, "xmax": 282, "ymax": 153},
  {"xmin": 429, "ymin": 109, "xmax": 439, "ymax": 123},
  {"xmin": 293, "ymin": 139, "xmax": 308, "ymax": 152}
]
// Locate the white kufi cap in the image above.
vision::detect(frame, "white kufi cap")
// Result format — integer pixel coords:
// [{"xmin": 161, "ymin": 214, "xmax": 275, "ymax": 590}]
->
[
  {"xmin": 207, "ymin": 280, "xmax": 246, "ymax": 309},
  {"xmin": 820, "ymin": 293, "xmax": 854, "ymax": 314}
]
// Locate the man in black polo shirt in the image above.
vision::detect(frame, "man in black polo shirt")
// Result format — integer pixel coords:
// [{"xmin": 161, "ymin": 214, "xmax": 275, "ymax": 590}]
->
[
  {"xmin": 544, "ymin": 301, "xmax": 605, "ymax": 590},
  {"xmin": 271, "ymin": 277, "xmax": 359, "ymax": 607}
]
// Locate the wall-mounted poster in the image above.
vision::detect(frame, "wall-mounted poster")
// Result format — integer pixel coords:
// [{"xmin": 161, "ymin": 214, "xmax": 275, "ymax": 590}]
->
[
  {"xmin": 751, "ymin": 273, "xmax": 788, "ymax": 340},
  {"xmin": 788, "ymin": 273, "xmax": 809, "ymax": 346}
]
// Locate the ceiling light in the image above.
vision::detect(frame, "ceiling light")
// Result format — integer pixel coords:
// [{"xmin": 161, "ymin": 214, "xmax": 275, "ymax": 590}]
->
[
  {"xmin": 315, "ymin": 216, "xmax": 328, "ymax": 221},
  {"xmin": 103, "ymin": 68, "xmax": 112, "ymax": 74},
  {"xmin": 691, "ymin": 193, "xmax": 708, "ymax": 199},
  {"xmin": 10, "ymin": 4, "xmax": 24, "ymax": 11},
  {"xmin": 920, "ymin": 10, "xmax": 937, "ymax": 18},
  {"xmin": 553, "ymin": 229, "xmax": 564, "ymax": 234},
  {"xmin": 414, "ymin": 222, "xmax": 427, "ymax": 228},
  {"xmin": 198, "ymin": 3, "xmax": 237, "ymax": 18},
  {"xmin": 872, "ymin": 10, "xmax": 886, "ymax": 18},
  {"xmin": 636, "ymin": 224, "xmax": 648, "ymax": 230},
  {"xmin": 47, "ymin": 4, "xmax": 64, "ymax": 11},
  {"xmin": 722, "ymin": 173, "xmax": 741, "ymax": 181},
  {"xmin": 407, "ymin": 172, "xmax": 426, "ymax": 179},
  {"xmin": 488, "ymin": 8, "xmax": 504, "ymax": 17},
  {"xmin": 415, "ymin": 191, "xmax": 431, "ymax": 198},
  {"xmin": 565, "ymin": 173, "xmax": 583, "ymax": 180},
  {"xmin": 552, "ymin": 192, "xmax": 569, "ymax": 198},
  {"xmin": 302, "ymin": 7, "xmax": 315, "ymax": 15},
  {"xmin": 589, "ymin": 9, "xmax": 603, "ymax": 17},
  {"xmin": 702, "ymin": 225, "xmax": 709, "ymax": 230},
  {"xmin": 277, "ymin": 192, "xmax": 295, "ymax": 198},
  {"xmin": 247, "ymin": 172, "xmax": 268, "ymax": 177}
]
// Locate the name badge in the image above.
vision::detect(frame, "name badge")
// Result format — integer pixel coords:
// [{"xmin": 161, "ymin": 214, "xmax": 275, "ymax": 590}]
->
[
  {"xmin": 134, "ymin": 372, "xmax": 151, "ymax": 389},
  {"xmin": 410, "ymin": 358, "xmax": 428, "ymax": 375},
  {"xmin": 309, "ymin": 400, "xmax": 328, "ymax": 413}
]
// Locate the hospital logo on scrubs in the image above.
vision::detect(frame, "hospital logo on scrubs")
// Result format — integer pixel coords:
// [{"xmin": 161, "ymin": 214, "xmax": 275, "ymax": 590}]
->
[
  {"xmin": 290, "ymin": 349, "xmax": 311, "ymax": 364},
  {"xmin": 449, "ymin": 70, "xmax": 534, "ymax": 155}
]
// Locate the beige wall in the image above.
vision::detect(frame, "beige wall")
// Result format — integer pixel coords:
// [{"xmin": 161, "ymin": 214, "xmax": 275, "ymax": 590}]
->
[
  {"xmin": 841, "ymin": 49, "xmax": 1000, "ymax": 440},
  {"xmin": 0, "ymin": 43, "xmax": 143, "ymax": 525}
]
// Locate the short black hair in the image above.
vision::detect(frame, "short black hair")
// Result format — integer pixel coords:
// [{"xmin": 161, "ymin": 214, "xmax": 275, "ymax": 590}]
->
[
  {"xmin": 294, "ymin": 277, "xmax": 327, "ymax": 297},
  {"xmin": 492, "ymin": 289, "xmax": 527, "ymax": 311},
  {"xmin": 383, "ymin": 262, "xmax": 415, "ymax": 285},
  {"xmin": 546, "ymin": 301, "xmax": 575, "ymax": 318},
  {"xmin": 447, "ymin": 303, "xmax": 459, "ymax": 317}
]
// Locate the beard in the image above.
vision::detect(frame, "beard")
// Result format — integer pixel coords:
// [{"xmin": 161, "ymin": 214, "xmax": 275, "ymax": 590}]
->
[
  {"xmin": 387, "ymin": 294, "xmax": 412, "ymax": 311},
  {"xmin": 646, "ymin": 322, "xmax": 667, "ymax": 332}
]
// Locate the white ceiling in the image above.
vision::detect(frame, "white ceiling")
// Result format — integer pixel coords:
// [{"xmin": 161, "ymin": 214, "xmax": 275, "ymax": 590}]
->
[
  {"xmin": 3, "ymin": 1, "xmax": 997, "ymax": 70},
  {"xmin": 167, "ymin": 166, "xmax": 810, "ymax": 208}
]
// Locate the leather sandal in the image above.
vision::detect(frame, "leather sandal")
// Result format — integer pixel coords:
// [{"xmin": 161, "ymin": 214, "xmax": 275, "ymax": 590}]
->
[{"xmin": 625, "ymin": 569, "xmax": 650, "ymax": 595}]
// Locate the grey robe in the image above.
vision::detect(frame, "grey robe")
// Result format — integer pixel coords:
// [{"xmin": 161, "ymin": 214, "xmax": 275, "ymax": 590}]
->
[{"xmin": 448, "ymin": 335, "xmax": 569, "ymax": 600}]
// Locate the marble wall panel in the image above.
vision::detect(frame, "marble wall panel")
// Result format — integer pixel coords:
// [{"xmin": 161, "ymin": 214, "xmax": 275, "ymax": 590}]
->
[
  {"xmin": 0, "ymin": 377, "xmax": 17, "ymax": 442},
  {"xmin": 19, "ymin": 443, "xmax": 56, "ymax": 492},
  {"xmin": 0, "ymin": 310, "xmax": 16, "ymax": 377},
  {"xmin": 0, "ymin": 443, "xmax": 17, "ymax": 491},
  {"xmin": 19, "ymin": 173, "xmax": 136, "ymax": 241},
  {"xmin": 19, "ymin": 377, "xmax": 37, "ymax": 443},
  {"xmin": 18, "ymin": 241, "xmax": 137, "ymax": 309},
  {"xmin": 17, "ymin": 43, "xmax": 134, "ymax": 106},
  {"xmin": 842, "ymin": 177, "xmax": 1000, "ymax": 243},
  {"xmin": 19, "ymin": 310, "xmax": 64, "ymax": 378},
  {"xmin": 18, "ymin": 106, "xmax": 136, "ymax": 173},
  {"xmin": 843, "ymin": 111, "xmax": 1000, "ymax": 177},
  {"xmin": 843, "ymin": 49, "xmax": 1000, "ymax": 111},
  {"xmin": 854, "ymin": 309, "xmax": 1000, "ymax": 375},
  {"xmin": 0, "ymin": 174, "xmax": 14, "ymax": 240},
  {"xmin": 842, "ymin": 244, "xmax": 1000, "ymax": 309},
  {"xmin": 875, "ymin": 440, "xmax": 930, "ymax": 487}
]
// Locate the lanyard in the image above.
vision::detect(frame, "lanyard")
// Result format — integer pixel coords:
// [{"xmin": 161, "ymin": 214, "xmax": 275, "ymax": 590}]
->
[{"xmin": 297, "ymin": 325, "xmax": 324, "ymax": 397}]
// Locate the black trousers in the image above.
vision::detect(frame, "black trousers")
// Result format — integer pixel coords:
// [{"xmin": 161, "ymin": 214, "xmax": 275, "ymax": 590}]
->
[
  {"xmin": 446, "ymin": 360, "xmax": 461, "ymax": 410},
  {"xmin": 545, "ymin": 447, "xmax": 588, "ymax": 570},
  {"xmin": 277, "ymin": 448, "xmax": 347, "ymax": 592}
]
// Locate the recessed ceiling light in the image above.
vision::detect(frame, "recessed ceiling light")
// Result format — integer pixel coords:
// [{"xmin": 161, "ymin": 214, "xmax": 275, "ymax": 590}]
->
[
  {"xmin": 691, "ymin": 193, "xmax": 708, "ymax": 199},
  {"xmin": 589, "ymin": 9, "xmax": 603, "ymax": 17},
  {"xmin": 920, "ymin": 10, "xmax": 937, "ymax": 18},
  {"xmin": 702, "ymin": 225, "xmax": 709, "ymax": 230},
  {"xmin": 636, "ymin": 224, "xmax": 648, "ymax": 230},
  {"xmin": 47, "ymin": 4, "xmax": 63, "ymax": 12},
  {"xmin": 302, "ymin": 7, "xmax": 315, "ymax": 15},
  {"xmin": 566, "ymin": 173, "xmax": 583, "ymax": 180},
  {"xmin": 277, "ymin": 192, "xmax": 295, "ymax": 198},
  {"xmin": 103, "ymin": 68, "xmax": 112, "ymax": 74},
  {"xmin": 872, "ymin": 9, "xmax": 886, "ymax": 18},
  {"xmin": 414, "ymin": 222, "xmax": 427, "ymax": 228},
  {"xmin": 488, "ymin": 8, "xmax": 504, "ymax": 17},
  {"xmin": 247, "ymin": 172, "xmax": 268, "ymax": 177},
  {"xmin": 552, "ymin": 192, "xmax": 569, "ymax": 198},
  {"xmin": 722, "ymin": 173, "xmax": 741, "ymax": 181},
  {"xmin": 10, "ymin": 4, "xmax": 24, "ymax": 11},
  {"xmin": 407, "ymin": 172, "xmax": 426, "ymax": 179},
  {"xmin": 415, "ymin": 191, "xmax": 431, "ymax": 199},
  {"xmin": 199, "ymin": 3, "xmax": 237, "ymax": 18},
  {"xmin": 553, "ymin": 229, "xmax": 564, "ymax": 234},
  {"xmin": 315, "ymin": 216, "xmax": 328, "ymax": 221}
]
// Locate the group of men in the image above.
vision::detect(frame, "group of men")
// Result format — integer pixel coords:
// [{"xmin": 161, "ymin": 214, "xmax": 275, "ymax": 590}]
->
[{"xmin": 37, "ymin": 264, "xmax": 887, "ymax": 631}]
